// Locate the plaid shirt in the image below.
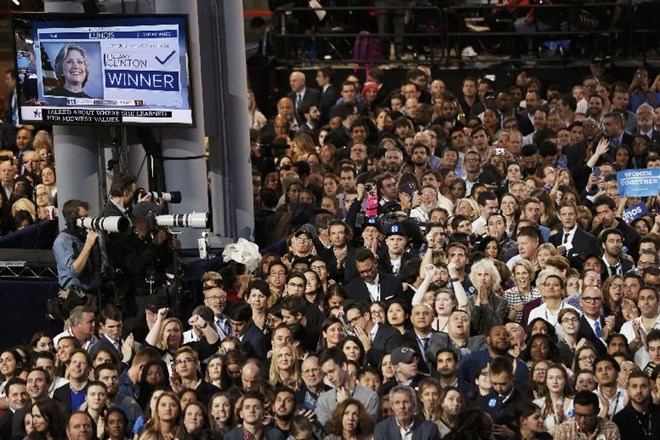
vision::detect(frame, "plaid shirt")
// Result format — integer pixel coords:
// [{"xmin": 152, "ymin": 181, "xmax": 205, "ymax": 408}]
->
[
  {"xmin": 554, "ymin": 417, "xmax": 620, "ymax": 440},
  {"xmin": 503, "ymin": 287, "xmax": 540, "ymax": 323}
]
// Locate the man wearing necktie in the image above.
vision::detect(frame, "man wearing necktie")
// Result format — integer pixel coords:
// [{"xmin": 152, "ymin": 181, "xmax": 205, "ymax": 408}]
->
[
  {"xmin": 549, "ymin": 201, "xmax": 599, "ymax": 258},
  {"xmin": 403, "ymin": 304, "xmax": 443, "ymax": 374},
  {"xmin": 287, "ymin": 71, "xmax": 320, "ymax": 127},
  {"xmin": 89, "ymin": 304, "xmax": 132, "ymax": 363},
  {"xmin": 577, "ymin": 286, "xmax": 614, "ymax": 356}
]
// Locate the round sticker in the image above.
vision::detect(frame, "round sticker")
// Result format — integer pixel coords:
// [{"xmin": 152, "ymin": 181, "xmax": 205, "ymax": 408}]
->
[{"xmin": 488, "ymin": 398, "xmax": 497, "ymax": 408}]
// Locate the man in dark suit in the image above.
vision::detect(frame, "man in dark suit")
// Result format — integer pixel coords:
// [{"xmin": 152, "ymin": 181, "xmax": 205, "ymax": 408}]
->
[
  {"xmin": 576, "ymin": 286, "xmax": 610, "ymax": 356},
  {"xmin": 225, "ymin": 391, "xmax": 285, "ymax": 440},
  {"xmin": 477, "ymin": 357, "xmax": 531, "ymax": 440},
  {"xmin": 402, "ymin": 303, "xmax": 444, "ymax": 374},
  {"xmin": 89, "ymin": 304, "xmax": 127, "ymax": 360},
  {"xmin": 550, "ymin": 200, "xmax": 600, "ymax": 258},
  {"xmin": 634, "ymin": 103, "xmax": 660, "ymax": 149},
  {"xmin": 0, "ymin": 378, "xmax": 27, "ymax": 440},
  {"xmin": 346, "ymin": 247, "xmax": 404, "ymax": 304},
  {"xmin": 12, "ymin": 368, "xmax": 51, "ymax": 440},
  {"xmin": 295, "ymin": 101, "xmax": 320, "ymax": 140},
  {"xmin": 100, "ymin": 172, "xmax": 148, "ymax": 220},
  {"xmin": 227, "ymin": 302, "xmax": 269, "ymax": 362},
  {"xmin": 602, "ymin": 111, "xmax": 634, "ymax": 157},
  {"xmin": 287, "ymin": 71, "xmax": 320, "ymax": 127},
  {"xmin": 53, "ymin": 349, "xmax": 90, "ymax": 416},
  {"xmin": 592, "ymin": 196, "xmax": 641, "ymax": 262},
  {"xmin": 374, "ymin": 384, "xmax": 440, "ymax": 440},
  {"xmin": 345, "ymin": 301, "xmax": 403, "ymax": 370},
  {"xmin": 315, "ymin": 66, "xmax": 338, "ymax": 125},
  {"xmin": 323, "ymin": 220, "xmax": 358, "ymax": 284}
]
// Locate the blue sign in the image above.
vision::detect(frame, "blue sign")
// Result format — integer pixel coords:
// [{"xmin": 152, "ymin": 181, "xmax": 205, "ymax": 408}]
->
[
  {"xmin": 622, "ymin": 202, "xmax": 648, "ymax": 224},
  {"xmin": 617, "ymin": 169, "xmax": 660, "ymax": 197}
]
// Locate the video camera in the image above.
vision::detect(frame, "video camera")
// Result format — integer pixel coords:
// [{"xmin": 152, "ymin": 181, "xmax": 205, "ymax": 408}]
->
[
  {"xmin": 75, "ymin": 216, "xmax": 130, "ymax": 233},
  {"xmin": 136, "ymin": 188, "xmax": 182, "ymax": 204}
]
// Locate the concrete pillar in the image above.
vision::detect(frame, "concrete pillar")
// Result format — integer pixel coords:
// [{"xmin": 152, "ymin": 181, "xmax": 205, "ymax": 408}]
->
[
  {"xmin": 153, "ymin": 0, "xmax": 210, "ymax": 248},
  {"xmin": 44, "ymin": 1, "xmax": 101, "ymax": 230},
  {"xmin": 199, "ymin": 0, "xmax": 255, "ymax": 239}
]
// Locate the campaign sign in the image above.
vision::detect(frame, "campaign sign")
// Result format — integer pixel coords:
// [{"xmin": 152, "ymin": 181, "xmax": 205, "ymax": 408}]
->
[
  {"xmin": 622, "ymin": 202, "xmax": 648, "ymax": 224},
  {"xmin": 12, "ymin": 14, "xmax": 193, "ymax": 126},
  {"xmin": 616, "ymin": 169, "xmax": 660, "ymax": 197}
]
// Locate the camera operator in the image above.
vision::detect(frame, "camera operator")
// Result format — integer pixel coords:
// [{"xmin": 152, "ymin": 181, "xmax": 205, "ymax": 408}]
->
[
  {"xmin": 101, "ymin": 172, "xmax": 151, "ymax": 221},
  {"xmin": 53, "ymin": 199, "xmax": 99, "ymax": 294},
  {"xmin": 110, "ymin": 202, "xmax": 180, "ymax": 319}
]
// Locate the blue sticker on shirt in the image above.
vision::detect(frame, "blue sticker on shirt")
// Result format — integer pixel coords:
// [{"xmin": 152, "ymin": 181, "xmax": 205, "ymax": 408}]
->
[
  {"xmin": 568, "ymin": 409, "xmax": 574, "ymax": 417},
  {"xmin": 488, "ymin": 398, "xmax": 497, "ymax": 408}
]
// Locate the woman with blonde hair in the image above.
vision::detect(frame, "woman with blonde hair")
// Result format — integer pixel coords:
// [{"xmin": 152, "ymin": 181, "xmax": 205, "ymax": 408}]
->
[
  {"xmin": 290, "ymin": 133, "xmax": 316, "ymax": 162},
  {"xmin": 268, "ymin": 343, "xmax": 301, "ymax": 389},
  {"xmin": 454, "ymin": 198, "xmax": 479, "ymax": 222},
  {"xmin": 504, "ymin": 259, "xmax": 540, "ymax": 324},
  {"xmin": 34, "ymin": 184, "xmax": 54, "ymax": 221},
  {"xmin": 461, "ymin": 258, "xmax": 507, "ymax": 334},
  {"xmin": 138, "ymin": 391, "xmax": 182, "ymax": 440},
  {"xmin": 536, "ymin": 243, "xmax": 557, "ymax": 270},
  {"xmin": 11, "ymin": 198, "xmax": 36, "ymax": 222},
  {"xmin": 247, "ymin": 89, "xmax": 267, "ymax": 130}
]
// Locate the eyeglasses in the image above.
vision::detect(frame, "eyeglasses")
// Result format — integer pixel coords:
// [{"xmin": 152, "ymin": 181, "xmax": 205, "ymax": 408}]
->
[
  {"xmin": 574, "ymin": 412, "xmax": 596, "ymax": 420},
  {"xmin": 270, "ymin": 271, "xmax": 286, "ymax": 277},
  {"xmin": 578, "ymin": 355, "xmax": 596, "ymax": 361},
  {"xmin": 175, "ymin": 358, "xmax": 195, "ymax": 366},
  {"xmin": 296, "ymin": 237, "xmax": 311, "ymax": 243},
  {"xmin": 206, "ymin": 295, "xmax": 225, "ymax": 301},
  {"xmin": 561, "ymin": 317, "xmax": 579, "ymax": 324},
  {"xmin": 465, "ymin": 158, "xmax": 480, "ymax": 163},
  {"xmin": 610, "ymin": 283, "xmax": 623, "ymax": 290},
  {"xmin": 581, "ymin": 296, "xmax": 602, "ymax": 303},
  {"xmin": 346, "ymin": 315, "xmax": 362, "ymax": 325},
  {"xmin": 288, "ymin": 282, "xmax": 305, "ymax": 289},
  {"xmin": 311, "ymin": 265, "xmax": 327, "ymax": 271}
]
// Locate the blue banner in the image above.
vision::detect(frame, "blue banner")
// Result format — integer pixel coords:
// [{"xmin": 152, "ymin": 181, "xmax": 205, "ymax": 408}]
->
[
  {"xmin": 622, "ymin": 202, "xmax": 648, "ymax": 224},
  {"xmin": 617, "ymin": 169, "xmax": 660, "ymax": 197}
]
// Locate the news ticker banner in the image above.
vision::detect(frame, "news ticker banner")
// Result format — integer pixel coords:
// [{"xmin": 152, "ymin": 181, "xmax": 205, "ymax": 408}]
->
[{"xmin": 616, "ymin": 169, "xmax": 660, "ymax": 197}]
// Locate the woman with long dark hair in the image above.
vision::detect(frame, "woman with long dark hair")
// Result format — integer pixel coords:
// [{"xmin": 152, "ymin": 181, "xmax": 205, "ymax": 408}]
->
[
  {"xmin": 508, "ymin": 402, "xmax": 552, "ymax": 440},
  {"xmin": 28, "ymin": 399, "xmax": 67, "ymax": 440},
  {"xmin": 324, "ymin": 398, "xmax": 373, "ymax": 440}
]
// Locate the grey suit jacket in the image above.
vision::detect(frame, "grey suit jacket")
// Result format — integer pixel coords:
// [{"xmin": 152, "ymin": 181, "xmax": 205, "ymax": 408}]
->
[{"xmin": 374, "ymin": 415, "xmax": 440, "ymax": 440}]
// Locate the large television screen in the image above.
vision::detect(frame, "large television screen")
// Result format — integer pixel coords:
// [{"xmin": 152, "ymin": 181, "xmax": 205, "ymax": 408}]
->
[{"xmin": 12, "ymin": 13, "xmax": 194, "ymax": 126}]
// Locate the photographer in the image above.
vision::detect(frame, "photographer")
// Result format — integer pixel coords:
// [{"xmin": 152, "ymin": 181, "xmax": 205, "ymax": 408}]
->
[
  {"xmin": 110, "ymin": 202, "xmax": 180, "ymax": 319},
  {"xmin": 53, "ymin": 199, "xmax": 98, "ymax": 293},
  {"xmin": 101, "ymin": 172, "xmax": 151, "ymax": 221}
]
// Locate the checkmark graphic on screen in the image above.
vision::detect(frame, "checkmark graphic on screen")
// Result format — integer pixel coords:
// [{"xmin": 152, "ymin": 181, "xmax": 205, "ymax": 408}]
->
[{"xmin": 156, "ymin": 50, "xmax": 176, "ymax": 65}]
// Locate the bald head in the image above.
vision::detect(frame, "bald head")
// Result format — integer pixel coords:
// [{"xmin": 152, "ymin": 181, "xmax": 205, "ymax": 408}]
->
[
  {"xmin": 241, "ymin": 360, "xmax": 263, "ymax": 391},
  {"xmin": 290, "ymin": 71, "xmax": 306, "ymax": 93}
]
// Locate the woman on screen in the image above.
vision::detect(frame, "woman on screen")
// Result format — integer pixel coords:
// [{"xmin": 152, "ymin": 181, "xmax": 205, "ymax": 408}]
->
[{"xmin": 45, "ymin": 43, "xmax": 91, "ymax": 98}]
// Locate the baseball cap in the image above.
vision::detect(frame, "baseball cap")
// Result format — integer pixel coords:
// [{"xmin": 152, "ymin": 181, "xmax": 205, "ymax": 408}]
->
[
  {"xmin": 384, "ymin": 223, "xmax": 406, "ymax": 238},
  {"xmin": 391, "ymin": 347, "xmax": 418, "ymax": 365},
  {"xmin": 132, "ymin": 201, "xmax": 162, "ymax": 219}
]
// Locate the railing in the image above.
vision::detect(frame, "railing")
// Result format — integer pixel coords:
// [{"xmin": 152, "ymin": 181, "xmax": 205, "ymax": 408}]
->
[
  {"xmin": 270, "ymin": 2, "xmax": 659, "ymax": 66},
  {"xmin": 272, "ymin": 5, "xmax": 445, "ymax": 66}
]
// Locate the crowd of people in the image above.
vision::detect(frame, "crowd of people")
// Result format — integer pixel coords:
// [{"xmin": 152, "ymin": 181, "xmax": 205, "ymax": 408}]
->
[{"xmin": 4, "ymin": 11, "xmax": 660, "ymax": 440}]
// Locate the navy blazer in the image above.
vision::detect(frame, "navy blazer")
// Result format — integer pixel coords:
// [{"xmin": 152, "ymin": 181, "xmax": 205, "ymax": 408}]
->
[
  {"xmin": 366, "ymin": 323, "xmax": 403, "ymax": 369},
  {"xmin": 374, "ymin": 415, "xmax": 440, "ymax": 440},
  {"xmin": 345, "ymin": 272, "xmax": 405, "ymax": 305},
  {"xmin": 240, "ymin": 323, "xmax": 269, "ymax": 361},
  {"xmin": 548, "ymin": 227, "xmax": 600, "ymax": 258},
  {"xmin": 89, "ymin": 335, "xmax": 122, "ymax": 359},
  {"xmin": 53, "ymin": 383, "xmax": 88, "ymax": 417},
  {"xmin": 576, "ymin": 315, "xmax": 608, "ymax": 356}
]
